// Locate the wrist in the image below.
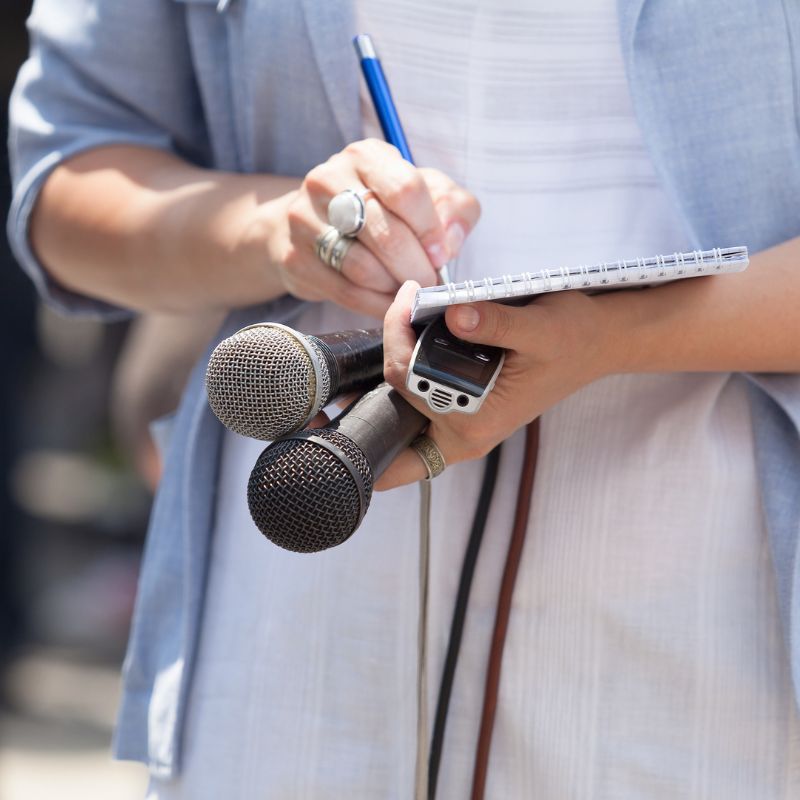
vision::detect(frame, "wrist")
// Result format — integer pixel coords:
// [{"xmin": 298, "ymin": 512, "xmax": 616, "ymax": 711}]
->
[
  {"xmin": 133, "ymin": 166, "xmax": 299, "ymax": 310},
  {"xmin": 593, "ymin": 276, "xmax": 732, "ymax": 375},
  {"xmin": 594, "ymin": 288, "xmax": 648, "ymax": 376},
  {"xmin": 227, "ymin": 187, "xmax": 297, "ymax": 306}
]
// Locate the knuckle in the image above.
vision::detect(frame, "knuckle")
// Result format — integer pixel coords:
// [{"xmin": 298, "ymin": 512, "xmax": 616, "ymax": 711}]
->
[
  {"xmin": 382, "ymin": 170, "xmax": 424, "ymax": 209},
  {"xmin": 383, "ymin": 355, "xmax": 408, "ymax": 389},
  {"xmin": 344, "ymin": 139, "xmax": 366, "ymax": 159},
  {"xmin": 285, "ymin": 201, "xmax": 307, "ymax": 232},
  {"xmin": 487, "ymin": 308, "xmax": 514, "ymax": 344},
  {"xmin": 452, "ymin": 187, "xmax": 481, "ymax": 222},
  {"xmin": 346, "ymin": 137, "xmax": 390, "ymax": 161},
  {"xmin": 326, "ymin": 149, "xmax": 347, "ymax": 167},
  {"xmin": 366, "ymin": 137, "xmax": 398, "ymax": 157},
  {"xmin": 303, "ymin": 164, "xmax": 331, "ymax": 195},
  {"xmin": 494, "ymin": 310, "xmax": 514, "ymax": 342},
  {"xmin": 466, "ymin": 193, "xmax": 482, "ymax": 220}
]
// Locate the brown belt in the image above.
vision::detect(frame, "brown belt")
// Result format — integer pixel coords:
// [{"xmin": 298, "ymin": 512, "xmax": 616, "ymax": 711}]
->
[{"xmin": 470, "ymin": 419, "xmax": 541, "ymax": 800}]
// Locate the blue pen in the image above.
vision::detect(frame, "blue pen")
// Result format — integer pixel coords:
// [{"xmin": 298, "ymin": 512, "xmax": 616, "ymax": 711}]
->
[
  {"xmin": 353, "ymin": 34, "xmax": 414, "ymax": 162},
  {"xmin": 353, "ymin": 33, "xmax": 452, "ymax": 283}
]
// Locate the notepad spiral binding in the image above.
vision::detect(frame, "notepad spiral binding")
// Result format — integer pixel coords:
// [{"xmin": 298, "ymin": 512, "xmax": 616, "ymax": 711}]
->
[{"xmin": 410, "ymin": 246, "xmax": 749, "ymax": 324}]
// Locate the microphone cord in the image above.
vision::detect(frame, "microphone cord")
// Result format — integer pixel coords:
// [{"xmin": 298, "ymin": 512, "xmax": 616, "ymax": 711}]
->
[
  {"xmin": 415, "ymin": 479, "xmax": 432, "ymax": 800},
  {"xmin": 427, "ymin": 444, "xmax": 503, "ymax": 800}
]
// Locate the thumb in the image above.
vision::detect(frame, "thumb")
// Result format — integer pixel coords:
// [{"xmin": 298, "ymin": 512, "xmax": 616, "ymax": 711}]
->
[{"xmin": 445, "ymin": 301, "xmax": 526, "ymax": 350}]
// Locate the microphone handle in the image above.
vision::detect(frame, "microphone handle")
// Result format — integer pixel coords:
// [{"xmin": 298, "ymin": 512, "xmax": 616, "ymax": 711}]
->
[
  {"xmin": 331, "ymin": 382, "xmax": 428, "ymax": 477},
  {"xmin": 313, "ymin": 328, "xmax": 385, "ymax": 396}
]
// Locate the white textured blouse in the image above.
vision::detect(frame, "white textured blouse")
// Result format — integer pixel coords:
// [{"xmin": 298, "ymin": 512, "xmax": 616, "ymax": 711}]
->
[{"xmin": 149, "ymin": 0, "xmax": 800, "ymax": 797}]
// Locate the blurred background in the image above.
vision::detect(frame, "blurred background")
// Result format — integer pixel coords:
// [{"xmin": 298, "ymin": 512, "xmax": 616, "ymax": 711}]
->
[{"xmin": 0, "ymin": 4, "xmax": 220, "ymax": 797}]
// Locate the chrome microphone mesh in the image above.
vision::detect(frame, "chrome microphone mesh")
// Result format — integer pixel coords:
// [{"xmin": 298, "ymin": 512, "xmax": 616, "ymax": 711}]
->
[
  {"xmin": 205, "ymin": 324, "xmax": 331, "ymax": 440},
  {"xmin": 247, "ymin": 429, "xmax": 374, "ymax": 553}
]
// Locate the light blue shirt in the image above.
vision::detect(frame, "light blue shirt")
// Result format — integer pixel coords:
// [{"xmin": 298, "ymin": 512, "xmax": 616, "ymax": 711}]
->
[{"xmin": 8, "ymin": 0, "xmax": 800, "ymax": 777}]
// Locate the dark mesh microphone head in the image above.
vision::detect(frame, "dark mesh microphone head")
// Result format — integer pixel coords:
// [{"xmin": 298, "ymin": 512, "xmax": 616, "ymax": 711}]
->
[
  {"xmin": 205, "ymin": 324, "xmax": 330, "ymax": 440},
  {"xmin": 248, "ymin": 429, "xmax": 374, "ymax": 553}
]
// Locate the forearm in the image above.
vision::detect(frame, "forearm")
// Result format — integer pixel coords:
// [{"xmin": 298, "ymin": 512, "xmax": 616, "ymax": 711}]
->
[
  {"xmin": 379, "ymin": 237, "xmax": 800, "ymax": 487},
  {"xmin": 30, "ymin": 145, "xmax": 301, "ymax": 313},
  {"xmin": 606, "ymin": 236, "xmax": 800, "ymax": 374}
]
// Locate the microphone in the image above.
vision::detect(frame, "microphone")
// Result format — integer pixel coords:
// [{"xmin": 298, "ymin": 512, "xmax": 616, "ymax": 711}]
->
[
  {"xmin": 247, "ymin": 382, "xmax": 427, "ymax": 553},
  {"xmin": 205, "ymin": 323, "xmax": 384, "ymax": 440}
]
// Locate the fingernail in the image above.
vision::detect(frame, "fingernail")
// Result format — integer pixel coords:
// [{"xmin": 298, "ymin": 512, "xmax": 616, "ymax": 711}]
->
[
  {"xmin": 454, "ymin": 305, "xmax": 479, "ymax": 332},
  {"xmin": 425, "ymin": 242, "xmax": 447, "ymax": 268},
  {"xmin": 445, "ymin": 223, "xmax": 466, "ymax": 258}
]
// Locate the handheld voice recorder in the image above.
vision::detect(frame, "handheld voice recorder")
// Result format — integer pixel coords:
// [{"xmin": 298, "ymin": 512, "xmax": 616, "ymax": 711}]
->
[{"xmin": 407, "ymin": 315, "xmax": 504, "ymax": 414}]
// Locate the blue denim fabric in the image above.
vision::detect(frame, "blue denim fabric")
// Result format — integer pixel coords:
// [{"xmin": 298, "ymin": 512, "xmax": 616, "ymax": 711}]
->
[{"xmin": 8, "ymin": 0, "xmax": 800, "ymax": 777}]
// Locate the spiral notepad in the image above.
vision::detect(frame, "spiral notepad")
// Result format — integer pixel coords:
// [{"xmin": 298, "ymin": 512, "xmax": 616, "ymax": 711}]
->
[{"xmin": 410, "ymin": 246, "xmax": 749, "ymax": 324}]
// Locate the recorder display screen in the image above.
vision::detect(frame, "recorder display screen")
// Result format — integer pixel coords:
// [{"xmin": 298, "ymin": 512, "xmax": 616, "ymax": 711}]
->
[{"xmin": 412, "ymin": 317, "xmax": 502, "ymax": 396}]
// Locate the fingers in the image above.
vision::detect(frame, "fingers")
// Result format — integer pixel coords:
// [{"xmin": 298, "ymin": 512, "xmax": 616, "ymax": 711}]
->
[
  {"xmin": 355, "ymin": 197, "xmax": 438, "ymax": 287},
  {"xmin": 379, "ymin": 281, "xmax": 454, "ymax": 490},
  {"xmin": 306, "ymin": 410, "xmax": 331, "ymax": 429},
  {"xmin": 374, "ymin": 447, "xmax": 429, "ymax": 491},
  {"xmin": 444, "ymin": 300, "xmax": 540, "ymax": 351},
  {"xmin": 307, "ymin": 391, "xmax": 361, "ymax": 432},
  {"xmin": 353, "ymin": 161, "xmax": 480, "ymax": 281},
  {"xmin": 286, "ymin": 138, "xmax": 480, "ymax": 318},
  {"xmin": 418, "ymin": 167, "xmax": 481, "ymax": 261},
  {"xmin": 336, "ymin": 238, "xmax": 399, "ymax": 294},
  {"xmin": 284, "ymin": 205, "xmax": 397, "ymax": 314},
  {"xmin": 379, "ymin": 283, "xmax": 523, "ymax": 492},
  {"xmin": 287, "ymin": 191, "xmax": 400, "ymax": 295},
  {"xmin": 282, "ymin": 233, "xmax": 395, "ymax": 318},
  {"xmin": 382, "ymin": 280, "xmax": 421, "ymax": 391},
  {"xmin": 324, "ymin": 279, "xmax": 395, "ymax": 319},
  {"xmin": 348, "ymin": 140, "xmax": 448, "ymax": 267}
]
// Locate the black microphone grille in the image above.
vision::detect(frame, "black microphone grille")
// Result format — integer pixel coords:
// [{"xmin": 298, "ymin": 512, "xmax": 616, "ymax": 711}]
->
[
  {"xmin": 247, "ymin": 429, "xmax": 374, "ymax": 553},
  {"xmin": 205, "ymin": 324, "xmax": 330, "ymax": 440}
]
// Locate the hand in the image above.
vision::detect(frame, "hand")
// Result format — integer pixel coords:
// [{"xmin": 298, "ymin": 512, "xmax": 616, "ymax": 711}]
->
[
  {"xmin": 262, "ymin": 139, "xmax": 480, "ymax": 319},
  {"xmin": 377, "ymin": 281, "xmax": 628, "ymax": 489}
]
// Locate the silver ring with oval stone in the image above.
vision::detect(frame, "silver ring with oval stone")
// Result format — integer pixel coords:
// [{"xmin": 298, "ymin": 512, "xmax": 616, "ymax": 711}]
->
[{"xmin": 327, "ymin": 188, "xmax": 374, "ymax": 237}]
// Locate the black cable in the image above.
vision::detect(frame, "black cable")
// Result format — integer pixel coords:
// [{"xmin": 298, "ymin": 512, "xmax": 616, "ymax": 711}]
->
[{"xmin": 428, "ymin": 443, "xmax": 502, "ymax": 800}]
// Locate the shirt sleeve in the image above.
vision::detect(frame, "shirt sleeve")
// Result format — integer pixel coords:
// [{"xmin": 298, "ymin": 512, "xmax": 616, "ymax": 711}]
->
[{"xmin": 7, "ymin": 0, "xmax": 212, "ymax": 318}]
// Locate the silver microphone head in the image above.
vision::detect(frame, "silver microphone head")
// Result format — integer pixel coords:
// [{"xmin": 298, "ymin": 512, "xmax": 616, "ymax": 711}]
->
[
  {"xmin": 205, "ymin": 323, "xmax": 330, "ymax": 440},
  {"xmin": 248, "ymin": 429, "xmax": 374, "ymax": 553}
]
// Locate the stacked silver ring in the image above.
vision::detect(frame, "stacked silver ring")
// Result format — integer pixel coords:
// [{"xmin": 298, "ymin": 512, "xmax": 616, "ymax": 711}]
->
[
  {"xmin": 315, "ymin": 226, "xmax": 353, "ymax": 273},
  {"xmin": 316, "ymin": 188, "xmax": 374, "ymax": 272}
]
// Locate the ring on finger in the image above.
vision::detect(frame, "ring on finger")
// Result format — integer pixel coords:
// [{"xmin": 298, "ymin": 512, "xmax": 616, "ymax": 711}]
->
[
  {"xmin": 315, "ymin": 226, "xmax": 353, "ymax": 273},
  {"xmin": 328, "ymin": 235, "xmax": 354, "ymax": 273},
  {"xmin": 315, "ymin": 225, "xmax": 342, "ymax": 264},
  {"xmin": 410, "ymin": 434, "xmax": 447, "ymax": 480},
  {"xmin": 328, "ymin": 188, "xmax": 373, "ymax": 237}
]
